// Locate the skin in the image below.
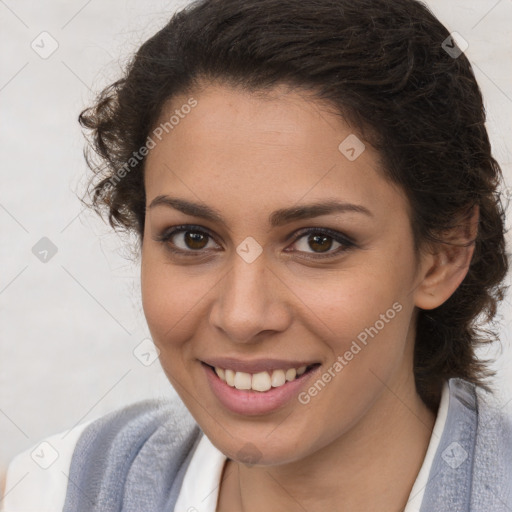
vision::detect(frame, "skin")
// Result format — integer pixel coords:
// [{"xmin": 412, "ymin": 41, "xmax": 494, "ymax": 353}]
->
[{"xmin": 141, "ymin": 81, "xmax": 476, "ymax": 511}]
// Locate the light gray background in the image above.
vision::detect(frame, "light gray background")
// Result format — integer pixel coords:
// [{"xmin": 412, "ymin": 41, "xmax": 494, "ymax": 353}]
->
[{"xmin": 1, "ymin": 0, "xmax": 511, "ymax": 474}]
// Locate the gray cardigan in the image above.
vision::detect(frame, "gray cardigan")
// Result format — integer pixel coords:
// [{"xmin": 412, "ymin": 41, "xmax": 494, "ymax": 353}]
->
[{"xmin": 61, "ymin": 378, "xmax": 512, "ymax": 511}]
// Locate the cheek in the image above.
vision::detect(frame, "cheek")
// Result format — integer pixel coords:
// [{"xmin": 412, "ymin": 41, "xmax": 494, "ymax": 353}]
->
[
  {"xmin": 295, "ymin": 264, "xmax": 407, "ymax": 334},
  {"xmin": 299, "ymin": 258, "xmax": 415, "ymax": 379},
  {"xmin": 140, "ymin": 250, "xmax": 189, "ymax": 348},
  {"xmin": 140, "ymin": 263, "xmax": 197, "ymax": 391},
  {"xmin": 296, "ymin": 278, "xmax": 413, "ymax": 439},
  {"xmin": 141, "ymin": 263, "xmax": 170, "ymax": 339},
  {"xmin": 140, "ymin": 250, "xmax": 219, "ymax": 359}
]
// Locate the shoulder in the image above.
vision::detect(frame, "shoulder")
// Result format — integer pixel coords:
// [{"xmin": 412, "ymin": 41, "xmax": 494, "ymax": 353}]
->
[
  {"xmin": 1, "ymin": 398, "xmax": 201, "ymax": 512},
  {"xmin": 418, "ymin": 378, "xmax": 512, "ymax": 511},
  {"xmin": 474, "ymin": 381, "xmax": 512, "ymax": 455},
  {"xmin": 453, "ymin": 378, "xmax": 512, "ymax": 509},
  {"xmin": 473, "ymin": 383, "xmax": 512, "ymax": 500},
  {"xmin": 1, "ymin": 417, "xmax": 92, "ymax": 512},
  {"xmin": 448, "ymin": 378, "xmax": 512, "ymax": 463}
]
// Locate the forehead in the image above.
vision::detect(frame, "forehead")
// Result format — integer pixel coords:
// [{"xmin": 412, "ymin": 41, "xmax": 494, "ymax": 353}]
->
[{"xmin": 144, "ymin": 83, "xmax": 409, "ymax": 224}]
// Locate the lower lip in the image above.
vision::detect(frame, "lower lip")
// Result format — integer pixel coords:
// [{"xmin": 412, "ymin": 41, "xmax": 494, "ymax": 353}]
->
[{"xmin": 202, "ymin": 363, "xmax": 320, "ymax": 416}]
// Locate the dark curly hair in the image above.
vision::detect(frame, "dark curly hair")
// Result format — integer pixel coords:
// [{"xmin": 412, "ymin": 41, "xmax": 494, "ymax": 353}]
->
[{"xmin": 79, "ymin": 0, "xmax": 509, "ymax": 412}]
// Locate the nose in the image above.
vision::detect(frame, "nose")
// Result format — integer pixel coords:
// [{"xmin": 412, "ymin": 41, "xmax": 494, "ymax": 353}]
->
[{"xmin": 209, "ymin": 253, "xmax": 292, "ymax": 344}]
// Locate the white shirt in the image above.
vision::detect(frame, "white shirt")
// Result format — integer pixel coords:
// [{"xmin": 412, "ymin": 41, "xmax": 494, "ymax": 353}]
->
[
  {"xmin": 174, "ymin": 380, "xmax": 450, "ymax": 512},
  {"xmin": 0, "ymin": 420, "xmax": 94, "ymax": 512}
]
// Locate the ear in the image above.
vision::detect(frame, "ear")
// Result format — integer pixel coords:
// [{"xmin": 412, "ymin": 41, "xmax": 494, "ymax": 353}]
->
[{"xmin": 413, "ymin": 205, "xmax": 479, "ymax": 310}]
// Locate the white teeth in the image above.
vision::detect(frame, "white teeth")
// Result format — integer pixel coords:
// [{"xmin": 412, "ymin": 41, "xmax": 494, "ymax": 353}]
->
[
  {"xmin": 252, "ymin": 371, "xmax": 272, "ymax": 392},
  {"xmin": 296, "ymin": 366, "xmax": 307, "ymax": 376},
  {"xmin": 225, "ymin": 369, "xmax": 235, "ymax": 387},
  {"xmin": 285, "ymin": 368, "xmax": 297, "ymax": 381},
  {"xmin": 233, "ymin": 371, "xmax": 252, "ymax": 390},
  {"xmin": 213, "ymin": 364, "xmax": 311, "ymax": 392},
  {"xmin": 271, "ymin": 369, "xmax": 286, "ymax": 387}
]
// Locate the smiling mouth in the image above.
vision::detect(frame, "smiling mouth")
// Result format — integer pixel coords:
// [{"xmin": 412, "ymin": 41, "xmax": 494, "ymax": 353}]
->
[{"xmin": 203, "ymin": 362, "xmax": 321, "ymax": 392}]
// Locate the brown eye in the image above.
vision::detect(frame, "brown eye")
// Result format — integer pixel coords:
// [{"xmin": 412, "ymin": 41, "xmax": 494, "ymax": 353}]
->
[
  {"xmin": 287, "ymin": 228, "xmax": 356, "ymax": 259},
  {"xmin": 154, "ymin": 225, "xmax": 219, "ymax": 255},
  {"xmin": 306, "ymin": 233, "xmax": 334, "ymax": 253},
  {"xmin": 182, "ymin": 231, "xmax": 209, "ymax": 250}
]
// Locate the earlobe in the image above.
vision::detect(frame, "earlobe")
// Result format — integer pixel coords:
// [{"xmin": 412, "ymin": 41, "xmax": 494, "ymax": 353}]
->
[{"xmin": 414, "ymin": 205, "xmax": 479, "ymax": 310}]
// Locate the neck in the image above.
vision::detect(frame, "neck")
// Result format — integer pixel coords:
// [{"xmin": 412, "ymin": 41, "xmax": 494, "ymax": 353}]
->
[{"xmin": 218, "ymin": 371, "xmax": 437, "ymax": 512}]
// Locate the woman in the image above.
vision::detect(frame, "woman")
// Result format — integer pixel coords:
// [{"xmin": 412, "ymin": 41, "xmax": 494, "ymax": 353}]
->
[{"xmin": 2, "ymin": 0, "xmax": 511, "ymax": 510}]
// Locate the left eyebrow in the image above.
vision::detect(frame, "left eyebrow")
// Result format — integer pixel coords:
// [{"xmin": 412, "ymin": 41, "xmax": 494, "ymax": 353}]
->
[
  {"xmin": 148, "ymin": 195, "xmax": 373, "ymax": 228},
  {"xmin": 269, "ymin": 200, "xmax": 373, "ymax": 226}
]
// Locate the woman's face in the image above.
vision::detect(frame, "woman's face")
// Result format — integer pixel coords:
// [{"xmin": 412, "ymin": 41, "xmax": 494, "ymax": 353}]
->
[{"xmin": 141, "ymin": 82, "xmax": 431, "ymax": 465}]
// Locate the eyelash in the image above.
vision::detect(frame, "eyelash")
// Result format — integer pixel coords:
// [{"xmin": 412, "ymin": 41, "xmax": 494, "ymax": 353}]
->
[{"xmin": 153, "ymin": 224, "xmax": 356, "ymax": 260}]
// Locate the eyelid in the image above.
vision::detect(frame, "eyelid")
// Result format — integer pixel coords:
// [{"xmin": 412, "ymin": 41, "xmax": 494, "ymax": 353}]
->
[{"xmin": 288, "ymin": 226, "xmax": 355, "ymax": 246}]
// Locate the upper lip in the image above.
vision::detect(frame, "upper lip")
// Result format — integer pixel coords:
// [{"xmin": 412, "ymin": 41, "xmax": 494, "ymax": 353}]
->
[{"xmin": 201, "ymin": 357, "xmax": 319, "ymax": 374}]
